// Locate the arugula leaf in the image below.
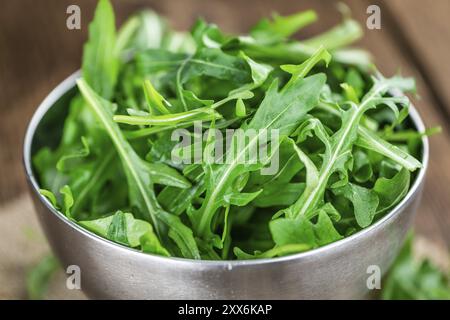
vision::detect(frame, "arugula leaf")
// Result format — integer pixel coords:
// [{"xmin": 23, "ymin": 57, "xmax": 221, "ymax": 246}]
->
[
  {"xmin": 285, "ymin": 76, "xmax": 414, "ymax": 219},
  {"xmin": 236, "ymin": 209, "xmax": 342, "ymax": 259},
  {"xmin": 251, "ymin": 10, "xmax": 317, "ymax": 42},
  {"xmin": 252, "ymin": 182, "xmax": 305, "ymax": 207},
  {"xmin": 313, "ymin": 210, "xmax": 343, "ymax": 246},
  {"xmin": 79, "ymin": 211, "xmax": 170, "ymax": 256},
  {"xmin": 115, "ymin": 10, "xmax": 194, "ymax": 55},
  {"xmin": 318, "ymin": 99, "xmax": 422, "ymax": 171},
  {"xmin": 113, "ymin": 107, "xmax": 223, "ymax": 126},
  {"xmin": 374, "ymin": 168, "xmax": 410, "ymax": 214},
  {"xmin": 183, "ymin": 48, "xmax": 251, "ymax": 83},
  {"xmin": 303, "ymin": 19, "xmax": 362, "ymax": 51},
  {"xmin": 332, "ymin": 183, "xmax": 379, "ymax": 228},
  {"xmin": 382, "ymin": 233, "xmax": 450, "ymax": 300},
  {"xmin": 77, "ymin": 79, "xmax": 200, "ymax": 259},
  {"xmin": 39, "ymin": 189, "xmax": 58, "ymax": 209},
  {"xmin": 26, "ymin": 255, "xmax": 60, "ymax": 300},
  {"xmin": 59, "ymin": 185, "xmax": 74, "ymax": 218},
  {"xmin": 223, "ymin": 12, "xmax": 369, "ymax": 68},
  {"xmin": 188, "ymin": 50, "xmax": 327, "ymax": 245},
  {"xmin": 270, "ymin": 215, "xmax": 316, "ymax": 247},
  {"xmin": 351, "ymin": 149, "xmax": 373, "ymax": 183},
  {"xmin": 233, "ymin": 243, "xmax": 311, "ymax": 260},
  {"xmin": 142, "ymin": 79, "xmax": 171, "ymax": 114},
  {"xmin": 355, "ymin": 127, "xmax": 422, "ymax": 171},
  {"xmin": 78, "ymin": 79, "xmax": 159, "ymax": 230},
  {"xmin": 82, "ymin": 0, "xmax": 118, "ymax": 99},
  {"xmin": 56, "ymin": 137, "xmax": 90, "ymax": 171},
  {"xmin": 136, "ymin": 47, "xmax": 252, "ymax": 109}
]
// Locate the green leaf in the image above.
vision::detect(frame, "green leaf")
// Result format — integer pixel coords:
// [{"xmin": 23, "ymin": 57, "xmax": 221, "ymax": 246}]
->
[
  {"xmin": 382, "ymin": 233, "xmax": 450, "ymax": 300},
  {"xmin": 352, "ymin": 149, "xmax": 373, "ymax": 183},
  {"xmin": 374, "ymin": 168, "xmax": 410, "ymax": 214},
  {"xmin": 281, "ymin": 47, "xmax": 331, "ymax": 89},
  {"xmin": 182, "ymin": 90, "xmax": 214, "ymax": 108},
  {"xmin": 115, "ymin": 10, "xmax": 188, "ymax": 54},
  {"xmin": 251, "ymin": 10, "xmax": 318, "ymax": 41},
  {"xmin": 137, "ymin": 46, "xmax": 258, "ymax": 111},
  {"xmin": 287, "ymin": 75, "xmax": 415, "ymax": 219},
  {"xmin": 39, "ymin": 189, "xmax": 59, "ymax": 209},
  {"xmin": 142, "ymin": 162, "xmax": 191, "ymax": 189},
  {"xmin": 234, "ymin": 243, "xmax": 311, "ymax": 259},
  {"xmin": 189, "ymin": 72, "xmax": 326, "ymax": 243},
  {"xmin": 269, "ymin": 216, "xmax": 316, "ymax": 247},
  {"xmin": 317, "ymin": 101, "xmax": 421, "ymax": 171},
  {"xmin": 158, "ymin": 211, "xmax": 200, "ymax": 259},
  {"xmin": 107, "ymin": 211, "xmax": 129, "ymax": 245},
  {"xmin": 253, "ymin": 182, "xmax": 305, "ymax": 207},
  {"xmin": 224, "ymin": 189, "xmax": 262, "ymax": 206},
  {"xmin": 82, "ymin": 0, "xmax": 118, "ymax": 99},
  {"xmin": 247, "ymin": 138, "xmax": 304, "ymax": 188},
  {"xmin": 313, "ymin": 210, "xmax": 343, "ymax": 246},
  {"xmin": 184, "ymin": 48, "xmax": 250, "ymax": 83},
  {"xmin": 78, "ymin": 79, "xmax": 161, "ymax": 230},
  {"xmin": 26, "ymin": 255, "xmax": 60, "ymax": 300},
  {"xmin": 303, "ymin": 19, "xmax": 363, "ymax": 51},
  {"xmin": 60, "ymin": 185, "xmax": 74, "ymax": 218},
  {"xmin": 341, "ymin": 82, "xmax": 359, "ymax": 103},
  {"xmin": 228, "ymin": 17, "xmax": 369, "ymax": 68},
  {"xmin": 56, "ymin": 136, "xmax": 90, "ymax": 172},
  {"xmin": 235, "ymin": 98, "xmax": 246, "ymax": 117},
  {"xmin": 332, "ymin": 183, "xmax": 379, "ymax": 228},
  {"xmin": 281, "ymin": 137, "xmax": 320, "ymax": 218},
  {"xmin": 238, "ymin": 51, "xmax": 273, "ymax": 89},
  {"xmin": 356, "ymin": 127, "xmax": 422, "ymax": 171},
  {"xmin": 143, "ymin": 79, "xmax": 171, "ymax": 114},
  {"xmin": 113, "ymin": 107, "xmax": 223, "ymax": 126},
  {"xmin": 79, "ymin": 211, "xmax": 170, "ymax": 256},
  {"xmin": 77, "ymin": 79, "xmax": 200, "ymax": 259}
]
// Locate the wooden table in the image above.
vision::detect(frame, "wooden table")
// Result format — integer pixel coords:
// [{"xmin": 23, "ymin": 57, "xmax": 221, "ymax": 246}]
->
[{"xmin": 1, "ymin": 0, "xmax": 449, "ymax": 250}]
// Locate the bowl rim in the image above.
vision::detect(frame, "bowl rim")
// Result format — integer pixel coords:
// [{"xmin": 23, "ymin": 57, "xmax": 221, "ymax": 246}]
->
[{"xmin": 23, "ymin": 70, "xmax": 429, "ymax": 266}]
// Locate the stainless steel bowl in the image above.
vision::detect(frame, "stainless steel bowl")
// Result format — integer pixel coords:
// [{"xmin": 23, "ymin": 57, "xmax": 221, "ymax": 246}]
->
[{"xmin": 24, "ymin": 71, "xmax": 429, "ymax": 299}]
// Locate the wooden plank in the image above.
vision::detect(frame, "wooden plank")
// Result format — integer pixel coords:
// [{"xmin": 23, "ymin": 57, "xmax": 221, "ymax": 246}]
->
[
  {"xmin": 0, "ymin": 0, "xmax": 88, "ymax": 203},
  {"xmin": 382, "ymin": 0, "xmax": 450, "ymax": 121},
  {"xmin": 0, "ymin": 194, "xmax": 86, "ymax": 299}
]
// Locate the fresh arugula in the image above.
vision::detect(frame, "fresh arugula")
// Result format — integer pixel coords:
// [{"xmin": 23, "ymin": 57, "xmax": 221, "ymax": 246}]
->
[
  {"xmin": 34, "ymin": 0, "xmax": 431, "ymax": 260},
  {"xmin": 381, "ymin": 233, "xmax": 450, "ymax": 300},
  {"xmin": 26, "ymin": 255, "xmax": 60, "ymax": 300}
]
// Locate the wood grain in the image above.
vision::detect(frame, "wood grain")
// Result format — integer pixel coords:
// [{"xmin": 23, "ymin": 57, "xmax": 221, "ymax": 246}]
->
[
  {"xmin": 0, "ymin": 0, "xmax": 448, "ymax": 248},
  {"xmin": 0, "ymin": 194, "xmax": 86, "ymax": 299},
  {"xmin": 384, "ymin": 0, "xmax": 450, "ymax": 122}
]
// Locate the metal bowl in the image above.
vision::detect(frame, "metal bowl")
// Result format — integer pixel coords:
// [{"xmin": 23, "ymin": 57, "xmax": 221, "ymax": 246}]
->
[{"xmin": 23, "ymin": 71, "xmax": 429, "ymax": 299}]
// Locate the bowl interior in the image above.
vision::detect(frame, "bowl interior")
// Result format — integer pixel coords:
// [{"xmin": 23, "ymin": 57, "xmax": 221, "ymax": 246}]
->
[{"xmin": 31, "ymin": 87, "xmax": 77, "ymax": 155}]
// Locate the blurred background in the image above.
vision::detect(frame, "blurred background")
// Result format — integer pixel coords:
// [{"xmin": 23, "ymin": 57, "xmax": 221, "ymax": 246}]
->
[{"xmin": 0, "ymin": 0, "xmax": 449, "ymax": 299}]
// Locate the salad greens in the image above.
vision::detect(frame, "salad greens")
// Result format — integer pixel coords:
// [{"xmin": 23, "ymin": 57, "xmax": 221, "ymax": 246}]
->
[
  {"xmin": 26, "ymin": 255, "xmax": 59, "ymax": 300},
  {"xmin": 34, "ymin": 0, "xmax": 427, "ymax": 260},
  {"xmin": 382, "ymin": 234, "xmax": 450, "ymax": 300}
]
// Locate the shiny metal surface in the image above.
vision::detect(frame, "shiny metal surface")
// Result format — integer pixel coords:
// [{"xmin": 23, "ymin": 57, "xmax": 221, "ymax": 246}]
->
[{"xmin": 23, "ymin": 72, "xmax": 429, "ymax": 299}]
